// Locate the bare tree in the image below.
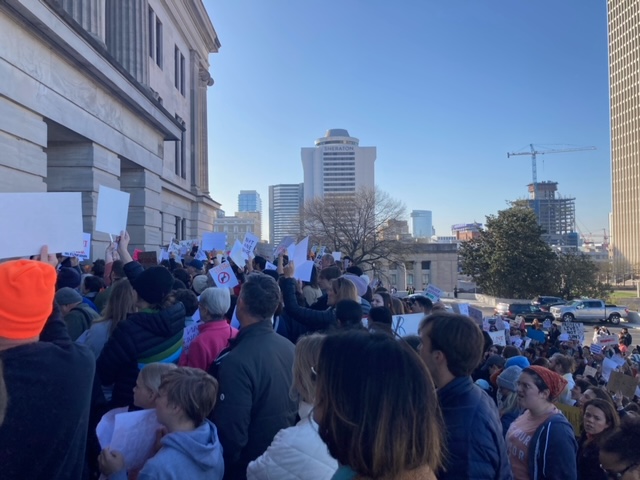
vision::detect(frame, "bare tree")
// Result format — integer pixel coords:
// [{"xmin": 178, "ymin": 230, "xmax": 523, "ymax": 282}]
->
[{"xmin": 302, "ymin": 187, "xmax": 409, "ymax": 267}]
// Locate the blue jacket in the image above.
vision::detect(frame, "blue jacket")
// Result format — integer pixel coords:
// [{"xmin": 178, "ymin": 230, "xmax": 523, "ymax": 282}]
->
[
  {"xmin": 110, "ymin": 420, "xmax": 224, "ymax": 480},
  {"xmin": 437, "ymin": 376, "xmax": 513, "ymax": 480},
  {"xmin": 528, "ymin": 414, "xmax": 577, "ymax": 480}
]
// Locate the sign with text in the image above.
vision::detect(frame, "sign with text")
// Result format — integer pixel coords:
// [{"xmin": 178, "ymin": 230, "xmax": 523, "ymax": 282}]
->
[
  {"xmin": 489, "ymin": 330, "xmax": 507, "ymax": 347},
  {"xmin": 597, "ymin": 335, "xmax": 618, "ymax": 347},
  {"xmin": 467, "ymin": 306, "xmax": 483, "ymax": 325},
  {"xmin": 95, "ymin": 185, "xmax": 130, "ymax": 235},
  {"xmin": 561, "ymin": 322, "xmax": 585, "ymax": 343},
  {"xmin": 183, "ymin": 323, "xmax": 200, "ymax": 354},
  {"xmin": 62, "ymin": 232, "xmax": 92, "ymax": 260},
  {"xmin": 209, "ymin": 261, "xmax": 239, "ymax": 290},
  {"xmin": 391, "ymin": 313, "xmax": 426, "ymax": 337},
  {"xmin": 0, "ymin": 192, "xmax": 84, "ymax": 259},
  {"xmin": 423, "ymin": 284, "xmax": 443, "ymax": 303},
  {"xmin": 242, "ymin": 232, "xmax": 259, "ymax": 258},
  {"xmin": 583, "ymin": 365, "xmax": 598, "ymax": 379}
]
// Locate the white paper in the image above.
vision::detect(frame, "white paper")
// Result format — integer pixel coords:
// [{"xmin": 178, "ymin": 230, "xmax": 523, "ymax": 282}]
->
[
  {"xmin": 293, "ymin": 237, "xmax": 309, "ymax": 267},
  {"xmin": 242, "ymin": 232, "xmax": 259, "ymax": 257},
  {"xmin": 561, "ymin": 322, "xmax": 585, "ymax": 343},
  {"xmin": 331, "ymin": 251, "xmax": 342, "ymax": 261},
  {"xmin": 183, "ymin": 323, "xmax": 200, "ymax": 353},
  {"xmin": 294, "ymin": 260, "xmax": 315, "ymax": 282},
  {"xmin": 287, "ymin": 243, "xmax": 296, "ymax": 260},
  {"xmin": 110, "ymin": 409, "xmax": 161, "ymax": 470},
  {"xmin": 0, "ymin": 192, "xmax": 84, "ymax": 259},
  {"xmin": 265, "ymin": 261, "xmax": 277, "ymax": 271},
  {"xmin": 602, "ymin": 357, "xmax": 617, "ymax": 382},
  {"xmin": 159, "ymin": 248, "xmax": 169, "ymax": 261},
  {"xmin": 209, "ymin": 262, "xmax": 239, "ymax": 289},
  {"xmin": 62, "ymin": 232, "xmax": 92, "ymax": 260},
  {"xmin": 489, "ymin": 330, "xmax": 507, "ymax": 346},
  {"xmin": 274, "ymin": 236, "xmax": 295, "ymax": 257},
  {"xmin": 229, "ymin": 240, "xmax": 248, "ymax": 268},
  {"xmin": 194, "ymin": 249, "xmax": 207, "ymax": 261},
  {"xmin": 597, "ymin": 335, "xmax": 618, "ymax": 346},
  {"xmin": 96, "ymin": 406, "xmax": 128, "ymax": 450},
  {"xmin": 202, "ymin": 232, "xmax": 227, "ymax": 252},
  {"xmin": 424, "ymin": 284, "xmax": 443, "ymax": 302},
  {"xmin": 458, "ymin": 303, "xmax": 469, "ymax": 316},
  {"xmin": 391, "ymin": 313, "xmax": 427, "ymax": 337},
  {"xmin": 95, "ymin": 185, "xmax": 130, "ymax": 235}
]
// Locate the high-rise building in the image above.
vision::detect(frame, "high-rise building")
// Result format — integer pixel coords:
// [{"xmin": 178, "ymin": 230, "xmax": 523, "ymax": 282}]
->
[
  {"xmin": 411, "ymin": 210, "xmax": 434, "ymax": 239},
  {"xmin": 237, "ymin": 190, "xmax": 262, "ymax": 239},
  {"xmin": 301, "ymin": 129, "xmax": 376, "ymax": 202},
  {"xmin": 608, "ymin": 1, "xmax": 640, "ymax": 267},
  {"xmin": 269, "ymin": 184, "xmax": 304, "ymax": 245},
  {"xmin": 525, "ymin": 182, "xmax": 577, "ymax": 249}
]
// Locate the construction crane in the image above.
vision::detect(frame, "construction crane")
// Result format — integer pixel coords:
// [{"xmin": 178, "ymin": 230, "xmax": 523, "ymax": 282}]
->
[{"xmin": 507, "ymin": 144, "xmax": 596, "ymax": 214}]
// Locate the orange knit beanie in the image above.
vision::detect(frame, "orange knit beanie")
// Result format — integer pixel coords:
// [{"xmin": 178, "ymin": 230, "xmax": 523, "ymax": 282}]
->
[{"xmin": 0, "ymin": 260, "xmax": 56, "ymax": 339}]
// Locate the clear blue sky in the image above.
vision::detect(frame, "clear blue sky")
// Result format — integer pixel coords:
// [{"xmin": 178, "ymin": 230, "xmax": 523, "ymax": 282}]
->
[{"xmin": 203, "ymin": 0, "xmax": 610, "ymax": 242}]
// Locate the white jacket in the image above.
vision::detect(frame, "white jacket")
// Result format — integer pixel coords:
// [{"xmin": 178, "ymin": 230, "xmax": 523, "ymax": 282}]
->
[{"xmin": 246, "ymin": 402, "xmax": 338, "ymax": 480}]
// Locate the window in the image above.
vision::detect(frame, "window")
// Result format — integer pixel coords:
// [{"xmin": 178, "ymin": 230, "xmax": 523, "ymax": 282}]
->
[
  {"xmin": 175, "ymin": 217, "xmax": 186, "ymax": 240},
  {"xmin": 175, "ymin": 46, "xmax": 185, "ymax": 95},
  {"xmin": 421, "ymin": 261, "xmax": 431, "ymax": 270},
  {"xmin": 148, "ymin": 8, "xmax": 163, "ymax": 68},
  {"xmin": 422, "ymin": 273, "xmax": 430, "ymax": 286},
  {"xmin": 407, "ymin": 274, "xmax": 414, "ymax": 286},
  {"xmin": 174, "ymin": 115, "xmax": 186, "ymax": 179},
  {"xmin": 390, "ymin": 274, "xmax": 397, "ymax": 285},
  {"xmin": 155, "ymin": 18, "xmax": 163, "ymax": 68}
]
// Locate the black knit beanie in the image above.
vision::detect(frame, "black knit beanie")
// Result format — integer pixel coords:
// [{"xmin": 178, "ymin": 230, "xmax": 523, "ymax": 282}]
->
[{"xmin": 132, "ymin": 266, "xmax": 174, "ymax": 305}]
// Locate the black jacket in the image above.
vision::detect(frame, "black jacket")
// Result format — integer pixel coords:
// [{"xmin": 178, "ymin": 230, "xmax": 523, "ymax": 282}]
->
[
  {"xmin": 209, "ymin": 320, "xmax": 297, "ymax": 480},
  {"xmin": 0, "ymin": 305, "xmax": 95, "ymax": 480},
  {"xmin": 281, "ymin": 278, "xmax": 337, "ymax": 332}
]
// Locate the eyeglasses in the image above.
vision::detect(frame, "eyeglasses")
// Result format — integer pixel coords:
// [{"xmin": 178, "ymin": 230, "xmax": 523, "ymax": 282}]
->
[{"xmin": 601, "ymin": 463, "xmax": 639, "ymax": 479}]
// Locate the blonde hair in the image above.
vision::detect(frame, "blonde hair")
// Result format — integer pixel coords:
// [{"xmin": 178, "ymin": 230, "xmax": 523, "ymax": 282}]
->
[
  {"xmin": 291, "ymin": 334, "xmax": 325, "ymax": 404},
  {"xmin": 139, "ymin": 363, "xmax": 177, "ymax": 394},
  {"xmin": 159, "ymin": 367, "xmax": 219, "ymax": 425},
  {"xmin": 331, "ymin": 277, "xmax": 358, "ymax": 303},
  {"xmin": 97, "ymin": 279, "xmax": 136, "ymax": 334}
]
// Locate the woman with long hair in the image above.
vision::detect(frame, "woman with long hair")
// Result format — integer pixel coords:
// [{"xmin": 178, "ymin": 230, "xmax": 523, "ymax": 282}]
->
[
  {"xmin": 506, "ymin": 365, "xmax": 578, "ymax": 479},
  {"xmin": 247, "ymin": 334, "xmax": 337, "ymax": 479},
  {"xmin": 314, "ymin": 330, "xmax": 443, "ymax": 479},
  {"xmin": 371, "ymin": 291, "xmax": 394, "ymax": 313},
  {"xmin": 496, "ymin": 366, "xmax": 522, "ymax": 436},
  {"xmin": 578, "ymin": 398, "xmax": 620, "ymax": 480}
]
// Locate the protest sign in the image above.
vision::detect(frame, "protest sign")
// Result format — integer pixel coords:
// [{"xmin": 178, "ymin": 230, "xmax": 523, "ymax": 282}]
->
[
  {"xmin": 526, "ymin": 327, "xmax": 546, "ymax": 344},
  {"xmin": 159, "ymin": 248, "xmax": 169, "ymax": 261},
  {"xmin": 95, "ymin": 185, "xmax": 130, "ymax": 235},
  {"xmin": 607, "ymin": 371, "xmax": 638, "ymax": 399},
  {"xmin": 601, "ymin": 357, "xmax": 618, "ymax": 382},
  {"xmin": 424, "ymin": 284, "xmax": 443, "ymax": 303},
  {"xmin": 332, "ymin": 252, "xmax": 342, "ymax": 261},
  {"xmin": 0, "ymin": 192, "xmax": 84, "ymax": 259},
  {"xmin": 391, "ymin": 313, "xmax": 425, "ymax": 337},
  {"xmin": 457, "ymin": 303, "xmax": 470, "ymax": 316},
  {"xmin": 178, "ymin": 239, "xmax": 198, "ymax": 257},
  {"xmin": 167, "ymin": 238, "xmax": 180, "ymax": 255},
  {"xmin": 229, "ymin": 240, "xmax": 248, "ymax": 267},
  {"xmin": 543, "ymin": 319, "xmax": 552, "ymax": 330},
  {"xmin": 274, "ymin": 236, "xmax": 295, "ymax": 257},
  {"xmin": 292, "ymin": 237, "xmax": 309, "ymax": 267},
  {"xmin": 62, "ymin": 232, "xmax": 92, "ymax": 260},
  {"xmin": 265, "ymin": 261, "xmax": 277, "ymax": 271},
  {"xmin": 483, "ymin": 317, "xmax": 506, "ymax": 332},
  {"xmin": 467, "ymin": 306, "xmax": 483, "ymax": 325},
  {"xmin": 209, "ymin": 262, "xmax": 239, "ymax": 290},
  {"xmin": 242, "ymin": 232, "xmax": 259, "ymax": 258},
  {"xmin": 201, "ymin": 232, "xmax": 226, "ymax": 252},
  {"xmin": 597, "ymin": 335, "xmax": 618, "ymax": 347},
  {"xmin": 294, "ymin": 260, "xmax": 315, "ymax": 282},
  {"xmin": 96, "ymin": 409, "xmax": 161, "ymax": 470},
  {"xmin": 194, "ymin": 249, "xmax": 207, "ymax": 261},
  {"xmin": 561, "ymin": 322, "xmax": 584, "ymax": 343},
  {"xmin": 183, "ymin": 323, "xmax": 200, "ymax": 353},
  {"xmin": 583, "ymin": 365, "xmax": 598, "ymax": 379},
  {"xmin": 555, "ymin": 403, "xmax": 582, "ymax": 437},
  {"xmin": 488, "ymin": 330, "xmax": 507, "ymax": 347},
  {"xmin": 138, "ymin": 251, "xmax": 158, "ymax": 268}
]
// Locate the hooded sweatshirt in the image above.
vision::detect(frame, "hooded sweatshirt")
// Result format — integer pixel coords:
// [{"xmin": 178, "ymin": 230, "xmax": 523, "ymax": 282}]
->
[{"xmin": 110, "ymin": 420, "xmax": 224, "ymax": 480}]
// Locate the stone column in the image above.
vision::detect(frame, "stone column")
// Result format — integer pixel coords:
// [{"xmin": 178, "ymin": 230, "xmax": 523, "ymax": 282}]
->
[
  {"xmin": 105, "ymin": 0, "xmax": 148, "ymax": 84},
  {"xmin": 120, "ymin": 165, "xmax": 162, "ymax": 250},
  {"xmin": 60, "ymin": 0, "xmax": 105, "ymax": 42},
  {"xmin": 190, "ymin": 51, "xmax": 213, "ymax": 195}
]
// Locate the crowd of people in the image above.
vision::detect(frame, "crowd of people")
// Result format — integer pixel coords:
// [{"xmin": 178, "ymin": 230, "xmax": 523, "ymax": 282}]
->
[{"xmin": 1, "ymin": 234, "xmax": 640, "ymax": 480}]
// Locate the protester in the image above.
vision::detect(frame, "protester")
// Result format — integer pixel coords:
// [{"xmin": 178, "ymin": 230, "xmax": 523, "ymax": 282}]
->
[
  {"xmin": 320, "ymin": 253, "xmax": 336, "ymax": 269},
  {"xmin": 549, "ymin": 352, "xmax": 576, "ymax": 405},
  {"xmin": 571, "ymin": 378, "xmax": 592, "ymax": 407},
  {"xmin": 409, "ymin": 295, "xmax": 433, "ymax": 315},
  {"xmin": 309, "ymin": 266, "xmax": 342, "ymax": 310},
  {"xmin": 578, "ymin": 398, "xmax": 620, "ymax": 480},
  {"xmin": 210, "ymin": 273, "xmax": 297, "ymax": 480},
  {"xmin": 506, "ymin": 365, "xmax": 578, "ymax": 479},
  {"xmin": 335, "ymin": 299, "xmax": 365, "ymax": 330},
  {"xmin": 179, "ymin": 287, "xmax": 236, "ymax": 371},
  {"xmin": 302, "ymin": 266, "xmax": 323, "ymax": 307},
  {"xmin": 82, "ymin": 274, "xmax": 103, "ymax": 311},
  {"xmin": 367, "ymin": 306, "xmax": 394, "ymax": 336},
  {"xmin": 247, "ymin": 334, "xmax": 338, "ymax": 480},
  {"xmin": 599, "ymin": 417, "xmax": 640, "ymax": 479},
  {"xmin": 316, "ymin": 330, "xmax": 443, "ymax": 479},
  {"xmin": 55, "ymin": 286, "xmax": 100, "ymax": 340},
  {"xmin": 419, "ymin": 312, "xmax": 512, "ymax": 480},
  {"xmin": 0, "ymin": 247, "xmax": 95, "ymax": 480},
  {"xmin": 497, "ymin": 365, "xmax": 523, "ymax": 435},
  {"xmin": 97, "ymin": 231, "xmax": 186, "ymax": 409},
  {"xmin": 99, "ymin": 367, "xmax": 224, "ymax": 480},
  {"xmin": 371, "ymin": 291, "xmax": 393, "ymax": 312}
]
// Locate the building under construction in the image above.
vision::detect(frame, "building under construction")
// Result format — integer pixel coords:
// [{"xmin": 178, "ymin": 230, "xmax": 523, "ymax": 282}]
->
[{"xmin": 525, "ymin": 181, "xmax": 578, "ymax": 250}]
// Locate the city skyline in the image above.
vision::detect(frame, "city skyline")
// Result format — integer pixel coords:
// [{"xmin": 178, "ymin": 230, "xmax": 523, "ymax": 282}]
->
[{"xmin": 203, "ymin": 0, "xmax": 610, "ymax": 240}]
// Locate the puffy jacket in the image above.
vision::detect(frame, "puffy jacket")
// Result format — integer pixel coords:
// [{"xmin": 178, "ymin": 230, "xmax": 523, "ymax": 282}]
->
[
  {"xmin": 210, "ymin": 320, "xmax": 297, "ymax": 480},
  {"xmin": 96, "ymin": 302, "xmax": 185, "ymax": 408},
  {"xmin": 528, "ymin": 414, "xmax": 578, "ymax": 480},
  {"xmin": 281, "ymin": 278, "xmax": 337, "ymax": 332},
  {"xmin": 246, "ymin": 402, "xmax": 338, "ymax": 480},
  {"xmin": 437, "ymin": 376, "xmax": 513, "ymax": 480},
  {"xmin": 178, "ymin": 321, "xmax": 238, "ymax": 371}
]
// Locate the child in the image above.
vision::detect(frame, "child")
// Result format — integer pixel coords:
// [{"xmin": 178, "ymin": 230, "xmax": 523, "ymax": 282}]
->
[{"xmin": 99, "ymin": 367, "xmax": 224, "ymax": 480}]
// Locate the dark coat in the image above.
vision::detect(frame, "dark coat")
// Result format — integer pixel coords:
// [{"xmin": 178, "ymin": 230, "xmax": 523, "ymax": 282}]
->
[
  {"xmin": 437, "ymin": 376, "xmax": 513, "ymax": 480},
  {"xmin": 281, "ymin": 278, "xmax": 337, "ymax": 332},
  {"xmin": 0, "ymin": 305, "xmax": 95, "ymax": 480},
  {"xmin": 528, "ymin": 413, "xmax": 578, "ymax": 479},
  {"xmin": 578, "ymin": 437, "xmax": 607, "ymax": 480},
  {"xmin": 209, "ymin": 320, "xmax": 297, "ymax": 480}
]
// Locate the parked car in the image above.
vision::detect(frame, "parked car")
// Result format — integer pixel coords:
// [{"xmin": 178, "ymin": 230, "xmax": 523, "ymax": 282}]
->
[
  {"xmin": 531, "ymin": 296, "xmax": 565, "ymax": 312},
  {"xmin": 494, "ymin": 302, "xmax": 555, "ymax": 322},
  {"xmin": 550, "ymin": 299, "xmax": 629, "ymax": 324}
]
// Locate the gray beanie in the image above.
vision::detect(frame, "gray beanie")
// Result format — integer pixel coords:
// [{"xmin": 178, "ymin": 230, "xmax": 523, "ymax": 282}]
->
[
  {"xmin": 497, "ymin": 365, "xmax": 523, "ymax": 392},
  {"xmin": 55, "ymin": 287, "xmax": 83, "ymax": 306}
]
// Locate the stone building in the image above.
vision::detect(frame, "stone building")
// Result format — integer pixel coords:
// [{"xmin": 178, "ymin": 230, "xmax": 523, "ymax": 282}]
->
[
  {"xmin": 212, "ymin": 213, "xmax": 259, "ymax": 248},
  {"xmin": 0, "ymin": 0, "xmax": 221, "ymax": 257}
]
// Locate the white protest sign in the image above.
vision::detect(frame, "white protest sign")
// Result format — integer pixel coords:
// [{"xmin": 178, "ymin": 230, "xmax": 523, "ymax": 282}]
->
[
  {"xmin": 561, "ymin": 322, "xmax": 585, "ymax": 343},
  {"xmin": 489, "ymin": 330, "xmax": 507, "ymax": 346},
  {"xmin": 294, "ymin": 260, "xmax": 315, "ymax": 282},
  {"xmin": 178, "ymin": 239, "xmax": 198, "ymax": 256},
  {"xmin": 202, "ymin": 232, "xmax": 227, "ymax": 252},
  {"xmin": 265, "ymin": 261, "xmax": 277, "ymax": 271},
  {"xmin": 209, "ymin": 262, "xmax": 239, "ymax": 289},
  {"xmin": 0, "ymin": 192, "xmax": 84, "ymax": 259},
  {"xmin": 167, "ymin": 238, "xmax": 180, "ymax": 255},
  {"xmin": 293, "ymin": 237, "xmax": 309, "ymax": 267},
  {"xmin": 597, "ymin": 335, "xmax": 618, "ymax": 347},
  {"xmin": 183, "ymin": 323, "xmax": 200, "ymax": 353},
  {"xmin": 159, "ymin": 249, "xmax": 169, "ymax": 261},
  {"xmin": 274, "ymin": 236, "xmax": 295, "ymax": 257},
  {"xmin": 97, "ymin": 409, "xmax": 161, "ymax": 470},
  {"xmin": 229, "ymin": 240, "xmax": 248, "ymax": 267},
  {"xmin": 95, "ymin": 185, "xmax": 130, "ymax": 235},
  {"xmin": 391, "ymin": 313, "xmax": 426, "ymax": 336},
  {"xmin": 194, "ymin": 249, "xmax": 207, "ymax": 261},
  {"xmin": 457, "ymin": 303, "xmax": 470, "ymax": 316},
  {"xmin": 583, "ymin": 365, "xmax": 598, "ymax": 378},
  {"xmin": 332, "ymin": 251, "xmax": 342, "ymax": 261},
  {"xmin": 242, "ymin": 232, "xmax": 259, "ymax": 257},
  {"xmin": 424, "ymin": 284, "xmax": 443, "ymax": 303},
  {"xmin": 62, "ymin": 232, "xmax": 92, "ymax": 260}
]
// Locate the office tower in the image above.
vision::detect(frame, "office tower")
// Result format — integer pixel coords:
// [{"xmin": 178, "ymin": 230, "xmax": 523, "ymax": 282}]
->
[
  {"xmin": 238, "ymin": 190, "xmax": 262, "ymax": 240},
  {"xmin": 269, "ymin": 184, "xmax": 304, "ymax": 245},
  {"xmin": 301, "ymin": 129, "xmax": 376, "ymax": 202},
  {"xmin": 411, "ymin": 210, "xmax": 433, "ymax": 238}
]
